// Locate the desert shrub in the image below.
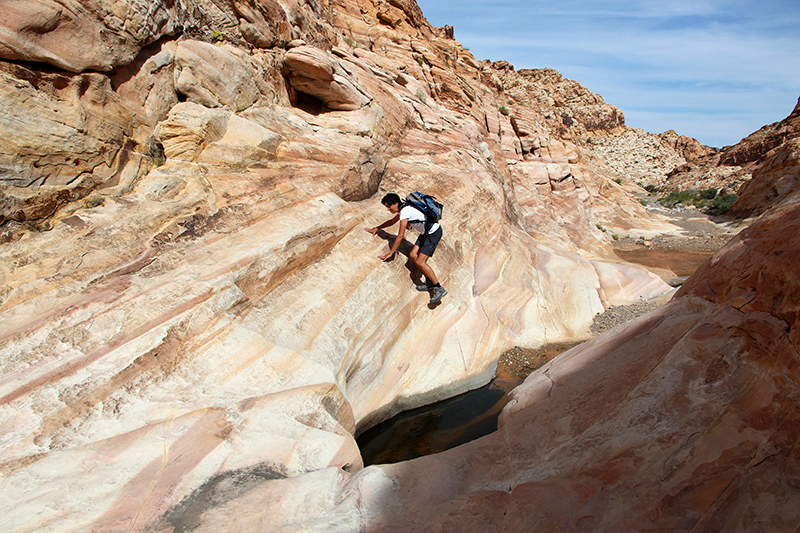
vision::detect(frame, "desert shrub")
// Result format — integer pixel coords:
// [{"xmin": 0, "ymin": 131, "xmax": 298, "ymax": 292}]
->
[
  {"xmin": 499, "ymin": 106, "xmax": 510, "ymax": 116},
  {"xmin": 708, "ymin": 193, "xmax": 739, "ymax": 216},
  {"xmin": 660, "ymin": 190, "xmax": 694, "ymax": 208},
  {"xmin": 699, "ymin": 187, "xmax": 718, "ymax": 200}
]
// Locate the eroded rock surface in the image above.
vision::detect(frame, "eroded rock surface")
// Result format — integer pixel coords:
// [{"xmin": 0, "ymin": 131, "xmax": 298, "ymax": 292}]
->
[
  {"xmin": 1, "ymin": 0, "xmax": 791, "ymax": 532},
  {"xmin": 220, "ymin": 192, "xmax": 798, "ymax": 532},
  {"xmin": 727, "ymin": 99, "xmax": 800, "ymax": 219}
]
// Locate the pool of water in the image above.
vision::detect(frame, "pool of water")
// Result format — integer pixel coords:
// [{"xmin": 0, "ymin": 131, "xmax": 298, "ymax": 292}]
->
[{"xmin": 357, "ymin": 376, "xmax": 523, "ymax": 466}]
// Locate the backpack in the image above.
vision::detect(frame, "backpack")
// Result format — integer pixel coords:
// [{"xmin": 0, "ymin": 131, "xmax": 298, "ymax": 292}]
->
[{"xmin": 404, "ymin": 192, "xmax": 443, "ymax": 234}]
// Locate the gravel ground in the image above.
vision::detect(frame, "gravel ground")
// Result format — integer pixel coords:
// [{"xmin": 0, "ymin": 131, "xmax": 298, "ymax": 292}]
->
[
  {"xmin": 589, "ymin": 299, "xmax": 665, "ymax": 335},
  {"xmin": 497, "ymin": 342, "xmax": 585, "ymax": 378},
  {"xmin": 497, "ymin": 300, "xmax": 666, "ymax": 378},
  {"xmin": 614, "ymin": 233, "xmax": 732, "ymax": 252}
]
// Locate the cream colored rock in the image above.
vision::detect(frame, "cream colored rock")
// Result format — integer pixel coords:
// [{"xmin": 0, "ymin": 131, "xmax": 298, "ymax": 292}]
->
[
  {"xmin": 586, "ymin": 127, "xmax": 688, "ymax": 186},
  {"xmin": 0, "ymin": 65, "xmax": 132, "ymax": 188},
  {"xmin": 284, "ymin": 45, "xmax": 372, "ymax": 111},
  {"xmin": 1, "ymin": 1, "xmax": 746, "ymax": 531},
  {"xmin": 174, "ymin": 41, "xmax": 264, "ymax": 112},
  {"xmin": 154, "ymin": 102, "xmax": 284, "ymax": 166},
  {"xmin": 0, "ymin": 62, "xmax": 153, "ymax": 226},
  {"xmin": 191, "ymin": 193, "xmax": 800, "ymax": 532},
  {"xmin": 112, "ymin": 41, "xmax": 179, "ymax": 130},
  {"xmin": 154, "ymin": 103, "xmax": 229, "ymax": 162},
  {"xmin": 0, "ymin": 94, "xmax": 670, "ymax": 533}
]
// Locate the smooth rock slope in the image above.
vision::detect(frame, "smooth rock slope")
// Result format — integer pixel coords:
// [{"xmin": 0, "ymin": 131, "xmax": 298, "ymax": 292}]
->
[{"xmin": 3, "ymin": 0, "xmax": 788, "ymax": 531}]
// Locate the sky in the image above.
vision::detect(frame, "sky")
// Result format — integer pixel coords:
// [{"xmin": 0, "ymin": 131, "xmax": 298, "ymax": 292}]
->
[{"xmin": 415, "ymin": 0, "xmax": 800, "ymax": 148}]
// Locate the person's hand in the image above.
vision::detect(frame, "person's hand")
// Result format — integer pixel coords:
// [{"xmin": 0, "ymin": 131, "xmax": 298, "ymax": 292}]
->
[
  {"xmin": 365, "ymin": 226, "xmax": 378, "ymax": 236},
  {"xmin": 378, "ymin": 251, "xmax": 395, "ymax": 261}
]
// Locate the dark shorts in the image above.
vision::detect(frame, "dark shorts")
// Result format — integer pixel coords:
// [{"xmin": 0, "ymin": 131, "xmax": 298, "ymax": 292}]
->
[{"xmin": 415, "ymin": 227, "xmax": 443, "ymax": 257}]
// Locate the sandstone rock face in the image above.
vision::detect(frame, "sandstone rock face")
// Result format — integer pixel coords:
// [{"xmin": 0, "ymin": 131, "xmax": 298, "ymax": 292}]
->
[
  {"xmin": 659, "ymin": 129, "xmax": 717, "ymax": 165},
  {"xmin": 1, "ymin": 0, "xmax": 782, "ymax": 531},
  {"xmin": 725, "ymin": 137, "xmax": 800, "ymax": 219},
  {"xmin": 725, "ymin": 98, "xmax": 800, "ymax": 219},
  {"xmin": 284, "ymin": 45, "xmax": 372, "ymax": 111},
  {"xmin": 174, "ymin": 40, "xmax": 265, "ymax": 112},
  {"xmin": 0, "ymin": 60, "xmax": 145, "ymax": 230},
  {"xmin": 0, "ymin": 0, "xmax": 178, "ymax": 72},
  {"xmin": 211, "ymin": 192, "xmax": 797, "ymax": 532},
  {"xmin": 0, "ymin": 0, "xmax": 333, "ymax": 72},
  {"xmin": 721, "ymin": 96, "xmax": 800, "ymax": 166},
  {"xmin": 492, "ymin": 66, "xmax": 626, "ymax": 138}
]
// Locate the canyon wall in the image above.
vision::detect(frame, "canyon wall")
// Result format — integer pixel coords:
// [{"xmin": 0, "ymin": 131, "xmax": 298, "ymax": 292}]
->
[
  {"xmin": 1, "ymin": 0, "xmax": 796, "ymax": 531},
  {"xmin": 270, "ymin": 189, "xmax": 798, "ymax": 533},
  {"xmin": 0, "ymin": 1, "xmax": 676, "ymax": 531}
]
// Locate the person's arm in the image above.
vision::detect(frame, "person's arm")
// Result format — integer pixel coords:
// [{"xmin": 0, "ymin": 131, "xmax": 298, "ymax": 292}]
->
[
  {"xmin": 378, "ymin": 218, "xmax": 408, "ymax": 261},
  {"xmin": 365, "ymin": 214, "xmax": 399, "ymax": 235}
]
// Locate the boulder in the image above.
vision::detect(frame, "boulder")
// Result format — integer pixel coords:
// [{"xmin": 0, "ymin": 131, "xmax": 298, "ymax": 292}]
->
[{"xmin": 154, "ymin": 102, "xmax": 229, "ymax": 161}]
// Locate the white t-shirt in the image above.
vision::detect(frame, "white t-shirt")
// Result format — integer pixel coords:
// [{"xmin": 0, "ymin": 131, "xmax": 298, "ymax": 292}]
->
[{"xmin": 400, "ymin": 205, "xmax": 440, "ymax": 235}]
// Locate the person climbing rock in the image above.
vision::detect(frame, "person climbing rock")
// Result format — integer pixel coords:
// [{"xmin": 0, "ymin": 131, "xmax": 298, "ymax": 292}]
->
[{"xmin": 365, "ymin": 192, "xmax": 447, "ymax": 304}]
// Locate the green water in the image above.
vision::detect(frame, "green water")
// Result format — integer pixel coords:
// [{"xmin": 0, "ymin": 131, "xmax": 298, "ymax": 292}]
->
[{"xmin": 357, "ymin": 376, "xmax": 523, "ymax": 466}]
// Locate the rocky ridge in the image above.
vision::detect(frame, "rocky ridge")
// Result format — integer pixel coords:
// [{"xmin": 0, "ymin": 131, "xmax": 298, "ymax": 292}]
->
[
  {"xmin": 727, "ymin": 98, "xmax": 800, "ymax": 219},
  {"xmin": 657, "ymin": 96, "xmax": 800, "ymax": 213}
]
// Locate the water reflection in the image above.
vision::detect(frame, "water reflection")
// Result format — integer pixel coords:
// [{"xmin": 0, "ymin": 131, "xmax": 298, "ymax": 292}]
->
[{"xmin": 357, "ymin": 376, "xmax": 523, "ymax": 466}]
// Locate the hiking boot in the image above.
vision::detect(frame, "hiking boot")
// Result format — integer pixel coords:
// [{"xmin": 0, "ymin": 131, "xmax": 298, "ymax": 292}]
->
[
  {"xmin": 429, "ymin": 286, "xmax": 447, "ymax": 304},
  {"xmin": 415, "ymin": 284, "xmax": 431, "ymax": 292}
]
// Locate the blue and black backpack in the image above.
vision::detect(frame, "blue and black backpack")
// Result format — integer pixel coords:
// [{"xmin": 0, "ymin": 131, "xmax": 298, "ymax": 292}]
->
[{"xmin": 404, "ymin": 192, "xmax": 443, "ymax": 234}]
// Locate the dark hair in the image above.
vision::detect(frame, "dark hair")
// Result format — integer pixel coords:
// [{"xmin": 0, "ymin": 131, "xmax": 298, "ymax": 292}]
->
[{"xmin": 381, "ymin": 193, "xmax": 401, "ymax": 206}]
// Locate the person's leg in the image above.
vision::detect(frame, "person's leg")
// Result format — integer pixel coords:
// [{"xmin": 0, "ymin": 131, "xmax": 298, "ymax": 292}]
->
[
  {"xmin": 410, "ymin": 247, "xmax": 439, "ymax": 285},
  {"xmin": 409, "ymin": 246, "xmax": 429, "ymax": 289}
]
